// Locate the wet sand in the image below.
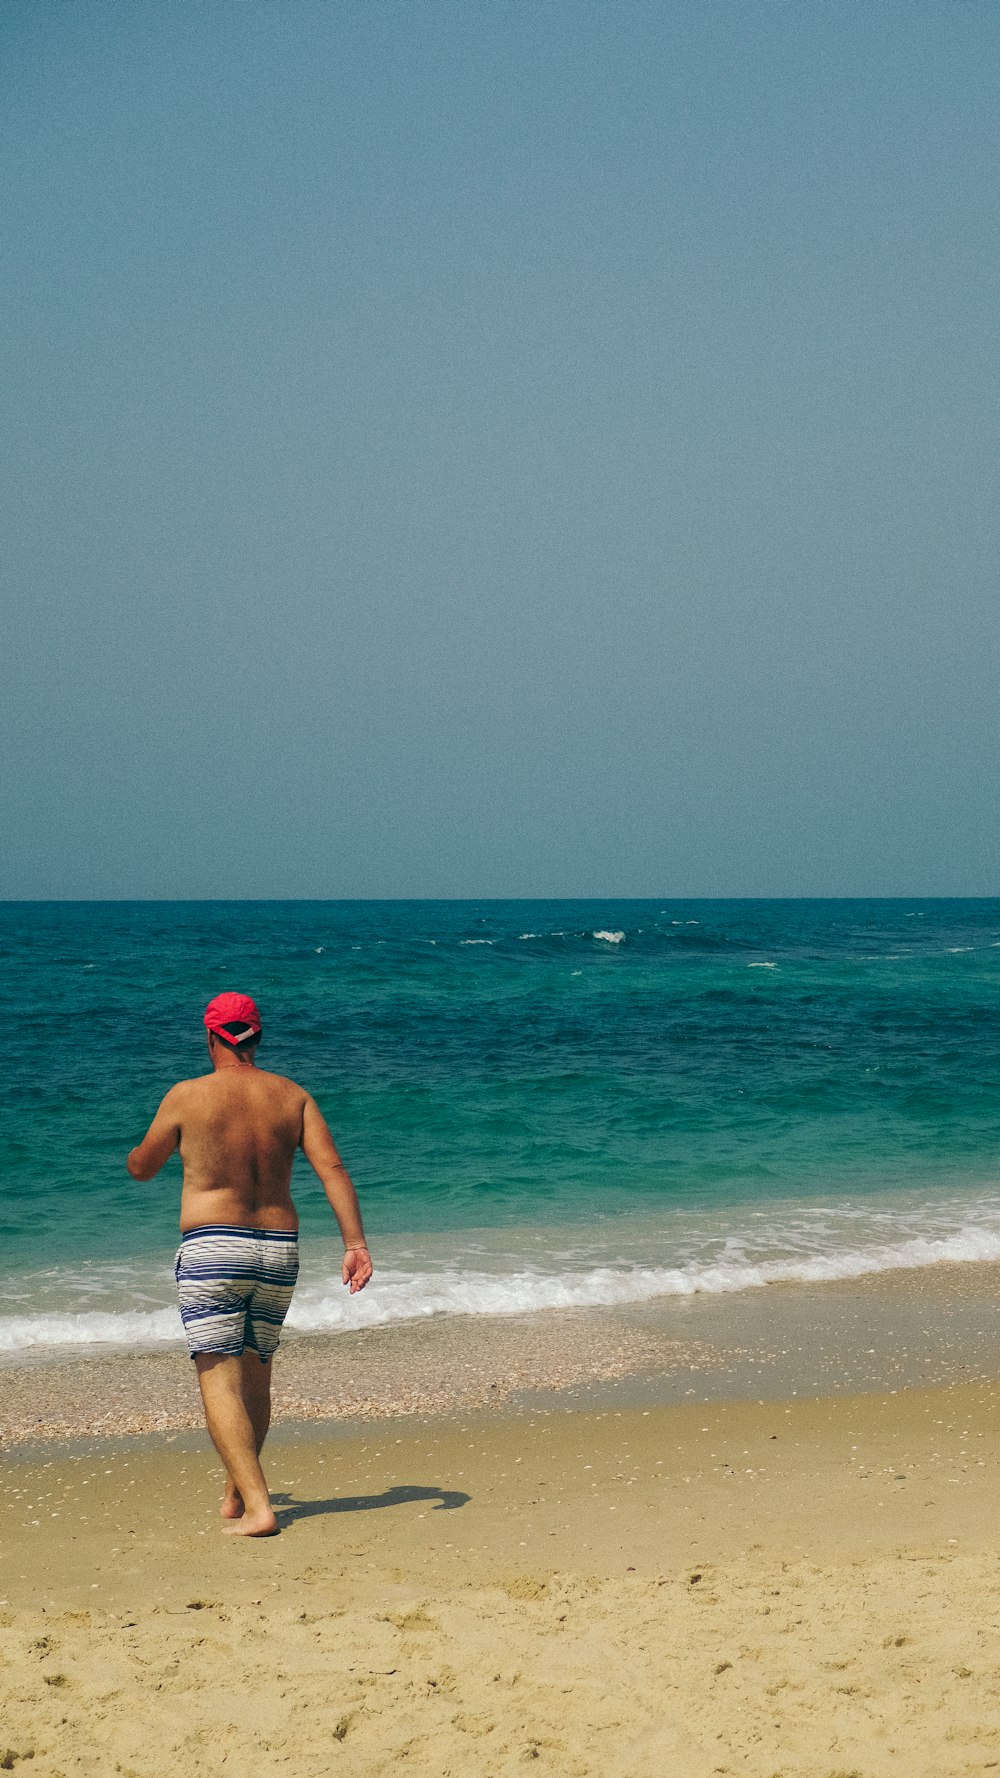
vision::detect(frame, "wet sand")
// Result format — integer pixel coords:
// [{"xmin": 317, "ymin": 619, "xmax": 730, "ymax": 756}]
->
[
  {"xmin": 0, "ymin": 1310, "xmax": 726, "ymax": 1445},
  {"xmin": 4, "ymin": 1379, "xmax": 1000, "ymax": 1774}
]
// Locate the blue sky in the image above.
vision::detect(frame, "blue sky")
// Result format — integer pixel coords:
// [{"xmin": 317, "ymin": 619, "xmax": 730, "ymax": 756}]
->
[{"xmin": 3, "ymin": 2, "xmax": 998, "ymax": 896}]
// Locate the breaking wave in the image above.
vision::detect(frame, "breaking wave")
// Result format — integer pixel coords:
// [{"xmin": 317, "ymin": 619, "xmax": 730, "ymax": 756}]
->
[{"xmin": 4, "ymin": 1220, "xmax": 1000, "ymax": 1356}]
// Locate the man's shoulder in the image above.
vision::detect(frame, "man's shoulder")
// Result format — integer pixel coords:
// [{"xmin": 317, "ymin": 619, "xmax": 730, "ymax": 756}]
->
[
  {"xmin": 253, "ymin": 1069, "xmax": 310, "ymax": 1099},
  {"xmin": 159, "ymin": 1074, "xmax": 212, "ymax": 1107}
]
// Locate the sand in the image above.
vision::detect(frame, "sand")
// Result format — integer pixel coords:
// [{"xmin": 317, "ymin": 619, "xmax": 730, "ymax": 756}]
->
[
  {"xmin": 0, "ymin": 1310, "xmax": 725, "ymax": 1446},
  {"xmin": 4, "ymin": 1380, "xmax": 1000, "ymax": 1775}
]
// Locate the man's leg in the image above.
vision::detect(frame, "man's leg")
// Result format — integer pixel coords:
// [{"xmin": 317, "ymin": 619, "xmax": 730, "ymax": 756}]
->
[
  {"xmin": 243, "ymin": 1350, "xmax": 273, "ymax": 1447},
  {"xmin": 220, "ymin": 1353, "xmax": 273, "ymax": 1521},
  {"xmin": 194, "ymin": 1353, "xmax": 278, "ymax": 1537}
]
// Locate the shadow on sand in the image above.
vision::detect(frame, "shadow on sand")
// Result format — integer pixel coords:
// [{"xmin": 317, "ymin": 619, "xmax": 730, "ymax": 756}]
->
[{"xmin": 271, "ymin": 1484, "xmax": 471, "ymax": 1527}]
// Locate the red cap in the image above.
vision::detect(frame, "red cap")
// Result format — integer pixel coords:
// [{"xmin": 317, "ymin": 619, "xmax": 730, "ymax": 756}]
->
[{"xmin": 203, "ymin": 992, "xmax": 262, "ymax": 1045}]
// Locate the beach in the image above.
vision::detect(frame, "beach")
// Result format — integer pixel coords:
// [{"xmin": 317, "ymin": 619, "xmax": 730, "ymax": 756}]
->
[
  {"xmin": 4, "ymin": 1373, "xmax": 1000, "ymax": 1776},
  {"xmin": 6, "ymin": 900, "xmax": 1000, "ymax": 1770},
  {"xmin": 5, "ymin": 1260, "xmax": 1000, "ymax": 1775},
  {"xmin": 9, "ymin": 0, "xmax": 1000, "ymax": 1744}
]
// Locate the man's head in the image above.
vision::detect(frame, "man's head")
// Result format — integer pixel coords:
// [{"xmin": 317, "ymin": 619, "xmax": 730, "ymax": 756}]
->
[{"xmin": 203, "ymin": 992, "xmax": 262, "ymax": 1061}]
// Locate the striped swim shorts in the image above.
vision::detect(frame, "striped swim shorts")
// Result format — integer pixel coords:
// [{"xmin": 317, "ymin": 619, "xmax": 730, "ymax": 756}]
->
[{"xmin": 174, "ymin": 1225, "xmax": 300, "ymax": 1363}]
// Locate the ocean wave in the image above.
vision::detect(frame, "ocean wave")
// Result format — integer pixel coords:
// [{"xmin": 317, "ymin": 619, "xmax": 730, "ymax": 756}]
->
[
  {"xmin": 593, "ymin": 931, "xmax": 625, "ymax": 944},
  {"xmin": 4, "ymin": 1224, "xmax": 1000, "ymax": 1356}
]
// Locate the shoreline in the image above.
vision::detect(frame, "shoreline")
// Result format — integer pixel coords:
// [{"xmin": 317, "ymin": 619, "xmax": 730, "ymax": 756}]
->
[{"xmin": 3, "ymin": 1257, "xmax": 1000, "ymax": 1450}]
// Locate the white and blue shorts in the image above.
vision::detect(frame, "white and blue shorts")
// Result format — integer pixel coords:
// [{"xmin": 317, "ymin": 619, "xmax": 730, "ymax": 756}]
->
[{"xmin": 175, "ymin": 1225, "xmax": 299, "ymax": 1363}]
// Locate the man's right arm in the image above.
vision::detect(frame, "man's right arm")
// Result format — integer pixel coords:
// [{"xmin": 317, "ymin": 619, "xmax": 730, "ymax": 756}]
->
[
  {"xmin": 127, "ymin": 1087, "xmax": 183, "ymax": 1181},
  {"xmin": 300, "ymin": 1095, "xmax": 373, "ymax": 1293}
]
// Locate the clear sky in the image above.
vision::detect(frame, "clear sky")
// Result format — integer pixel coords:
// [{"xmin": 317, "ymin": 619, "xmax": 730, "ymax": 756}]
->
[{"xmin": 3, "ymin": 1, "xmax": 998, "ymax": 898}]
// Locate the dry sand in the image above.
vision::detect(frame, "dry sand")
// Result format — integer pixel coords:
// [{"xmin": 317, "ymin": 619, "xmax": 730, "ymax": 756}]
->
[{"xmin": 4, "ymin": 1380, "xmax": 1000, "ymax": 1775}]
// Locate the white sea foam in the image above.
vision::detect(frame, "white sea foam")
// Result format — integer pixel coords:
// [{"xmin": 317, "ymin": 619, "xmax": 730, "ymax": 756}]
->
[
  {"xmin": 0, "ymin": 1307, "xmax": 181, "ymax": 1354},
  {"xmin": 593, "ymin": 931, "xmax": 625, "ymax": 943},
  {"xmin": 748, "ymin": 962, "xmax": 778, "ymax": 969},
  {"xmin": 460, "ymin": 939, "xmax": 493, "ymax": 945},
  {"xmin": 4, "ymin": 1217, "xmax": 1000, "ymax": 1356}
]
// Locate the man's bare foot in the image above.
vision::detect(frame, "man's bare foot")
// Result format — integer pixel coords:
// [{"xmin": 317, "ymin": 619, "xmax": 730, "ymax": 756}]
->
[
  {"xmin": 222, "ymin": 1508, "xmax": 279, "ymax": 1537},
  {"xmin": 221, "ymin": 1486, "xmax": 245, "ymax": 1520}
]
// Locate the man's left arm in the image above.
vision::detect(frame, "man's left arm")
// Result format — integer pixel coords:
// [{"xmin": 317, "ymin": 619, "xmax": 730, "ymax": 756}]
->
[{"xmin": 127, "ymin": 1087, "xmax": 183, "ymax": 1181}]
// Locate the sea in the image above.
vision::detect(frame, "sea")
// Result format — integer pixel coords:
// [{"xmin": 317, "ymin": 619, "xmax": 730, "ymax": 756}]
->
[{"xmin": 3, "ymin": 899, "xmax": 1000, "ymax": 1363}]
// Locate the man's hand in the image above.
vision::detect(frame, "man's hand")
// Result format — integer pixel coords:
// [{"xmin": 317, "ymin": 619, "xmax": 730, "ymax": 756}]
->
[{"xmin": 342, "ymin": 1246, "xmax": 373, "ymax": 1294}]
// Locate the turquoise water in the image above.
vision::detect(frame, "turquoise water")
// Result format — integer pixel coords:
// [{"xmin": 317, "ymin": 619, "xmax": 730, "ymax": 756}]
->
[{"xmin": 3, "ymin": 900, "xmax": 1000, "ymax": 1353}]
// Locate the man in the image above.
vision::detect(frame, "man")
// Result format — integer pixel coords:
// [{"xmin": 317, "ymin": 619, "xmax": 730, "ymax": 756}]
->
[{"xmin": 127, "ymin": 992, "xmax": 372, "ymax": 1537}]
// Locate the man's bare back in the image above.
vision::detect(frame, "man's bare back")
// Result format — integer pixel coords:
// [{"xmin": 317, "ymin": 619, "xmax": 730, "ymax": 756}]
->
[
  {"xmin": 126, "ymin": 992, "xmax": 371, "ymax": 1537},
  {"xmin": 131, "ymin": 1065, "xmax": 360, "ymax": 1239}
]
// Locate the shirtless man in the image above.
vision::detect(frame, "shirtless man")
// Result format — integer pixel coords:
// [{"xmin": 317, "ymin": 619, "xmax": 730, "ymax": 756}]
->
[{"xmin": 127, "ymin": 992, "xmax": 372, "ymax": 1537}]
